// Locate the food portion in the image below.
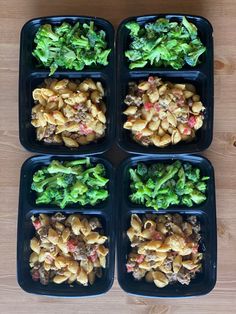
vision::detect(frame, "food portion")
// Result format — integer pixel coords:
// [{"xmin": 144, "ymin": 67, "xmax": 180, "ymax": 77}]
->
[
  {"xmin": 126, "ymin": 214, "xmax": 202, "ymax": 288},
  {"xmin": 123, "ymin": 76, "xmax": 205, "ymax": 147},
  {"xmin": 31, "ymin": 78, "xmax": 106, "ymax": 148},
  {"xmin": 33, "ymin": 21, "xmax": 111, "ymax": 75},
  {"xmin": 29, "ymin": 213, "xmax": 109, "ymax": 286},
  {"xmin": 129, "ymin": 161, "xmax": 209, "ymax": 210},
  {"xmin": 31, "ymin": 158, "xmax": 109, "ymax": 209},
  {"xmin": 125, "ymin": 17, "xmax": 206, "ymax": 70}
]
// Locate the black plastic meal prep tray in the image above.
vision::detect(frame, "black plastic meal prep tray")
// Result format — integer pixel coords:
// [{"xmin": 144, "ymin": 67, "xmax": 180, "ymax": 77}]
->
[
  {"xmin": 116, "ymin": 154, "xmax": 217, "ymax": 297},
  {"xmin": 17, "ymin": 155, "xmax": 115, "ymax": 297},
  {"xmin": 116, "ymin": 14, "xmax": 214, "ymax": 155},
  {"xmin": 19, "ymin": 16, "xmax": 115, "ymax": 155}
]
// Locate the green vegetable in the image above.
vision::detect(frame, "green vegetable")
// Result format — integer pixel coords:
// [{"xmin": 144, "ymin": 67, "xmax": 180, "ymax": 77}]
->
[
  {"xmin": 31, "ymin": 158, "xmax": 109, "ymax": 208},
  {"xmin": 125, "ymin": 17, "xmax": 206, "ymax": 70},
  {"xmin": 33, "ymin": 22, "xmax": 111, "ymax": 75},
  {"xmin": 129, "ymin": 161, "xmax": 209, "ymax": 210}
]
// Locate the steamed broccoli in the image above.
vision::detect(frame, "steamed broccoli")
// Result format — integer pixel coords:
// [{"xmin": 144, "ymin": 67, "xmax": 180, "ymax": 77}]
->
[
  {"xmin": 31, "ymin": 158, "xmax": 109, "ymax": 208},
  {"xmin": 129, "ymin": 160, "xmax": 209, "ymax": 210},
  {"xmin": 125, "ymin": 16, "xmax": 206, "ymax": 70},
  {"xmin": 33, "ymin": 21, "xmax": 111, "ymax": 75}
]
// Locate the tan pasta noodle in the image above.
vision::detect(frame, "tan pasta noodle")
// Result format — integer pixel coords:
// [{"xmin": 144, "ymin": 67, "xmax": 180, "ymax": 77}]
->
[
  {"xmin": 123, "ymin": 76, "xmax": 205, "ymax": 147},
  {"xmin": 29, "ymin": 213, "xmax": 109, "ymax": 286},
  {"xmin": 31, "ymin": 78, "xmax": 107, "ymax": 148},
  {"xmin": 126, "ymin": 214, "xmax": 202, "ymax": 288}
]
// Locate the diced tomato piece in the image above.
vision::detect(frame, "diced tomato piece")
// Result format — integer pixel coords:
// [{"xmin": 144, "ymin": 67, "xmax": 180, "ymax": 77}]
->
[
  {"xmin": 183, "ymin": 127, "xmax": 191, "ymax": 135},
  {"xmin": 32, "ymin": 219, "xmax": 41, "ymax": 230},
  {"xmin": 192, "ymin": 244, "xmax": 199, "ymax": 254},
  {"xmin": 154, "ymin": 102, "xmax": 160, "ymax": 112},
  {"xmin": 32, "ymin": 270, "xmax": 40, "ymax": 281},
  {"xmin": 89, "ymin": 252, "xmax": 98, "ymax": 263},
  {"xmin": 136, "ymin": 254, "xmax": 145, "ymax": 264},
  {"xmin": 148, "ymin": 76, "xmax": 155, "ymax": 84},
  {"xmin": 135, "ymin": 132, "xmax": 143, "ymax": 140},
  {"xmin": 126, "ymin": 264, "xmax": 134, "ymax": 273},
  {"xmin": 144, "ymin": 102, "xmax": 153, "ymax": 111},
  {"xmin": 188, "ymin": 116, "xmax": 196, "ymax": 128},
  {"xmin": 152, "ymin": 231, "xmax": 163, "ymax": 241},
  {"xmin": 48, "ymin": 96, "xmax": 58, "ymax": 102},
  {"xmin": 67, "ymin": 239, "xmax": 78, "ymax": 252},
  {"xmin": 80, "ymin": 123, "xmax": 93, "ymax": 135}
]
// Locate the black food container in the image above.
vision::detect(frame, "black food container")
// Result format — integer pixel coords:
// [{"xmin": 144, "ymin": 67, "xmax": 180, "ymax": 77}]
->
[
  {"xmin": 116, "ymin": 154, "xmax": 217, "ymax": 297},
  {"xmin": 17, "ymin": 155, "xmax": 115, "ymax": 297},
  {"xmin": 19, "ymin": 16, "xmax": 115, "ymax": 155},
  {"xmin": 116, "ymin": 14, "xmax": 214, "ymax": 154}
]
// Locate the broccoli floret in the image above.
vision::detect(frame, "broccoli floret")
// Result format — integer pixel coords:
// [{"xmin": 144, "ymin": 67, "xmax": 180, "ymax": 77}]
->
[
  {"xmin": 64, "ymin": 158, "xmax": 90, "ymax": 169},
  {"xmin": 32, "ymin": 169, "xmax": 46, "ymax": 183},
  {"xmin": 182, "ymin": 16, "xmax": 197, "ymax": 39},
  {"xmin": 70, "ymin": 181, "xmax": 88, "ymax": 198},
  {"xmin": 153, "ymin": 161, "xmax": 181, "ymax": 196},
  {"xmin": 35, "ymin": 187, "xmax": 62, "ymax": 205},
  {"xmin": 86, "ymin": 189, "xmax": 108, "ymax": 205},
  {"xmin": 137, "ymin": 163, "xmax": 148, "ymax": 177},
  {"xmin": 182, "ymin": 195, "xmax": 193, "ymax": 207},
  {"xmin": 146, "ymin": 178, "xmax": 155, "ymax": 189},
  {"xmin": 56, "ymin": 174, "xmax": 75, "ymax": 188},
  {"xmin": 196, "ymin": 181, "xmax": 207, "ymax": 192},
  {"xmin": 31, "ymin": 175, "xmax": 61, "ymax": 193},
  {"xmin": 47, "ymin": 160, "xmax": 78, "ymax": 175},
  {"xmin": 35, "ymin": 24, "xmax": 59, "ymax": 42},
  {"xmin": 55, "ymin": 22, "xmax": 72, "ymax": 36},
  {"xmin": 129, "ymin": 169, "xmax": 141, "ymax": 183},
  {"xmin": 184, "ymin": 164, "xmax": 200, "ymax": 182},
  {"xmin": 129, "ymin": 192, "xmax": 146, "ymax": 205},
  {"xmin": 125, "ymin": 21, "xmax": 140, "ymax": 36},
  {"xmin": 185, "ymin": 46, "xmax": 206, "ymax": 67},
  {"xmin": 129, "ymin": 60, "xmax": 148, "ymax": 69},
  {"xmin": 190, "ymin": 190, "xmax": 206, "ymax": 204}
]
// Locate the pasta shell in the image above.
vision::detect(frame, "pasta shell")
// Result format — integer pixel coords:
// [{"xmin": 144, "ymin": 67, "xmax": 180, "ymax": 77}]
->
[
  {"xmin": 171, "ymin": 129, "xmax": 181, "ymax": 144},
  {"xmin": 192, "ymin": 101, "xmax": 204, "ymax": 113},
  {"xmin": 173, "ymin": 255, "xmax": 182, "ymax": 273},
  {"xmin": 192, "ymin": 95, "xmax": 200, "ymax": 102},
  {"xmin": 62, "ymin": 136, "xmax": 79, "ymax": 148},
  {"xmin": 167, "ymin": 111, "xmax": 177, "ymax": 127},
  {"xmin": 123, "ymin": 106, "xmax": 137, "ymax": 115},
  {"xmin": 53, "ymin": 275, "xmax": 68, "ymax": 284},
  {"xmin": 153, "ymin": 271, "xmax": 169, "ymax": 288},
  {"xmin": 151, "ymin": 134, "xmax": 161, "ymax": 147},
  {"xmin": 159, "ymin": 134, "xmax": 171, "ymax": 147},
  {"xmin": 138, "ymin": 81, "xmax": 151, "ymax": 91}
]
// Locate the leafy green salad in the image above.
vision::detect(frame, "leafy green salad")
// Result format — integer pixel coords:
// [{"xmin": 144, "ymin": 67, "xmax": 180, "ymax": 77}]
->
[
  {"xmin": 32, "ymin": 21, "xmax": 111, "ymax": 75},
  {"xmin": 31, "ymin": 158, "xmax": 109, "ymax": 208},
  {"xmin": 125, "ymin": 17, "xmax": 206, "ymax": 70},
  {"xmin": 129, "ymin": 160, "xmax": 209, "ymax": 210}
]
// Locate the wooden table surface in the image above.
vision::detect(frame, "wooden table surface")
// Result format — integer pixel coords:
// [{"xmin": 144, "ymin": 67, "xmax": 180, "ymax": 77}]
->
[{"xmin": 1, "ymin": 0, "xmax": 236, "ymax": 313}]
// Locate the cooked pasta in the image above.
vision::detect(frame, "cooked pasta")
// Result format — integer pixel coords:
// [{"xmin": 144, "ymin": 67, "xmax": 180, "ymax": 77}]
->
[
  {"xmin": 126, "ymin": 214, "xmax": 202, "ymax": 288},
  {"xmin": 29, "ymin": 213, "xmax": 109, "ymax": 286},
  {"xmin": 31, "ymin": 78, "xmax": 107, "ymax": 148},
  {"xmin": 123, "ymin": 76, "xmax": 205, "ymax": 147}
]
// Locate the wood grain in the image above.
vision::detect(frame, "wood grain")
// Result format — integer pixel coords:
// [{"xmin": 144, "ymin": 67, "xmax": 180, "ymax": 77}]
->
[{"xmin": 0, "ymin": 0, "xmax": 236, "ymax": 313}]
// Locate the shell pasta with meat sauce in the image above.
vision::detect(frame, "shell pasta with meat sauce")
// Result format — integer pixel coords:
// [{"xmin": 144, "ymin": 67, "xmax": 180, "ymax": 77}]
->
[
  {"xmin": 31, "ymin": 78, "xmax": 107, "ymax": 148},
  {"xmin": 126, "ymin": 214, "xmax": 202, "ymax": 288},
  {"xmin": 29, "ymin": 213, "xmax": 109, "ymax": 286},
  {"xmin": 123, "ymin": 76, "xmax": 205, "ymax": 147}
]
